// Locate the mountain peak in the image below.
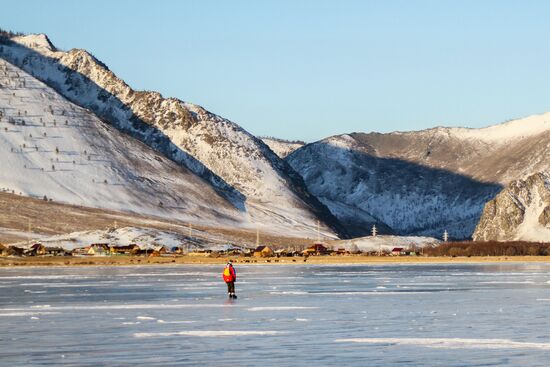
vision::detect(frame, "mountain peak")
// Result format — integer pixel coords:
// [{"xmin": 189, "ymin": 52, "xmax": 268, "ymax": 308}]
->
[
  {"xmin": 392, "ymin": 111, "xmax": 550, "ymax": 144},
  {"xmin": 13, "ymin": 33, "xmax": 56, "ymax": 52}
]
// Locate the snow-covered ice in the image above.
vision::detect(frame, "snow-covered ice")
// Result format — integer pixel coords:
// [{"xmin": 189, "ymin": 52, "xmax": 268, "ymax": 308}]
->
[{"xmin": 2, "ymin": 263, "xmax": 550, "ymax": 366}]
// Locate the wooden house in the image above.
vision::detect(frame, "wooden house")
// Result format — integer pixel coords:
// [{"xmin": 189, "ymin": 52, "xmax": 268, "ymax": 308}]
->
[
  {"xmin": 253, "ymin": 245, "xmax": 274, "ymax": 257},
  {"xmin": 1, "ymin": 244, "xmax": 24, "ymax": 256},
  {"xmin": 391, "ymin": 247, "xmax": 404, "ymax": 256},
  {"xmin": 87, "ymin": 243, "xmax": 109, "ymax": 256},
  {"xmin": 45, "ymin": 247, "xmax": 70, "ymax": 256},
  {"xmin": 25, "ymin": 243, "xmax": 46, "ymax": 256},
  {"xmin": 72, "ymin": 247, "xmax": 89, "ymax": 256},
  {"xmin": 110, "ymin": 244, "xmax": 140, "ymax": 255},
  {"xmin": 303, "ymin": 243, "xmax": 330, "ymax": 256},
  {"xmin": 334, "ymin": 248, "xmax": 351, "ymax": 255},
  {"xmin": 274, "ymin": 249, "xmax": 289, "ymax": 257},
  {"xmin": 149, "ymin": 245, "xmax": 167, "ymax": 257}
]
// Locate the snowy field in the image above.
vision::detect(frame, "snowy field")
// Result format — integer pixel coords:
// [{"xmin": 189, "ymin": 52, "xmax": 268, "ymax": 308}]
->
[{"xmin": 2, "ymin": 264, "xmax": 550, "ymax": 366}]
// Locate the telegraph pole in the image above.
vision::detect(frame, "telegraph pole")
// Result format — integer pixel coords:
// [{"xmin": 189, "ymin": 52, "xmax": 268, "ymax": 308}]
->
[{"xmin": 316, "ymin": 220, "xmax": 321, "ymax": 242}]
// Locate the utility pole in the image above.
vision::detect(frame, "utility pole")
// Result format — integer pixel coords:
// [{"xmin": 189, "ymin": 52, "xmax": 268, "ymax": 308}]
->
[
  {"xmin": 28, "ymin": 219, "xmax": 31, "ymax": 246},
  {"xmin": 372, "ymin": 224, "xmax": 377, "ymax": 237},
  {"xmin": 316, "ymin": 220, "xmax": 321, "ymax": 243},
  {"xmin": 443, "ymin": 230, "xmax": 449, "ymax": 242},
  {"xmin": 256, "ymin": 228, "xmax": 260, "ymax": 248},
  {"xmin": 188, "ymin": 223, "xmax": 192, "ymax": 238}
]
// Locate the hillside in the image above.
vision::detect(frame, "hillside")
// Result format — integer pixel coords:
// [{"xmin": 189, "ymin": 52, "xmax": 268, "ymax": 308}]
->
[
  {"xmin": 0, "ymin": 33, "xmax": 344, "ymax": 239},
  {"xmin": 287, "ymin": 135, "xmax": 500, "ymax": 238},
  {"xmin": 0, "ymin": 58, "xmax": 242, "ymax": 229},
  {"xmin": 473, "ymin": 172, "xmax": 550, "ymax": 241},
  {"xmin": 348, "ymin": 114, "xmax": 550, "ymax": 185},
  {"xmin": 288, "ymin": 112, "xmax": 550, "ymax": 239}
]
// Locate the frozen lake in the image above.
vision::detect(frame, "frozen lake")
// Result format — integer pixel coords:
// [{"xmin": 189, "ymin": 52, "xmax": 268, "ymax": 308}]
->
[{"xmin": 2, "ymin": 263, "xmax": 550, "ymax": 366}]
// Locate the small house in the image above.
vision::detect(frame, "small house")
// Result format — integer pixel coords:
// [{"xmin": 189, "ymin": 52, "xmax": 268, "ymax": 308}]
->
[
  {"xmin": 334, "ymin": 248, "xmax": 351, "ymax": 255},
  {"xmin": 274, "ymin": 249, "xmax": 289, "ymax": 257},
  {"xmin": 25, "ymin": 243, "xmax": 46, "ymax": 256},
  {"xmin": 149, "ymin": 245, "xmax": 167, "ymax": 257},
  {"xmin": 110, "ymin": 244, "xmax": 140, "ymax": 255},
  {"xmin": 11, "ymin": 246, "xmax": 26, "ymax": 256},
  {"xmin": 253, "ymin": 245, "xmax": 274, "ymax": 257},
  {"xmin": 391, "ymin": 247, "xmax": 404, "ymax": 256},
  {"xmin": 1, "ymin": 245, "xmax": 24, "ymax": 256},
  {"xmin": 303, "ymin": 243, "xmax": 330, "ymax": 256},
  {"xmin": 45, "ymin": 246, "xmax": 70, "ymax": 256},
  {"xmin": 87, "ymin": 243, "xmax": 109, "ymax": 256},
  {"xmin": 72, "ymin": 247, "xmax": 89, "ymax": 256}
]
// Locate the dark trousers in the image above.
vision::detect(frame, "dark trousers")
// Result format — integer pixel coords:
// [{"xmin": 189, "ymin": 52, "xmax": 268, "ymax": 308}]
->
[{"xmin": 226, "ymin": 281, "xmax": 235, "ymax": 294}]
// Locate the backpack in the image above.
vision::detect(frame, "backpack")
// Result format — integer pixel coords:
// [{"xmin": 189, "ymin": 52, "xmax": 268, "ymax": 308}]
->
[{"xmin": 223, "ymin": 267, "xmax": 231, "ymax": 277}]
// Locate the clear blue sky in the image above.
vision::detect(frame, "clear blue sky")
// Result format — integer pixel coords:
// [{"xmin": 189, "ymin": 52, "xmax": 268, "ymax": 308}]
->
[{"xmin": 2, "ymin": 0, "xmax": 550, "ymax": 142}]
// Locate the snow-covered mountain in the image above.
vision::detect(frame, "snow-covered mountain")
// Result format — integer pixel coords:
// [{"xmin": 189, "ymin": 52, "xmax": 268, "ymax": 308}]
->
[
  {"xmin": 330, "ymin": 235, "xmax": 439, "ymax": 253},
  {"xmin": 0, "ymin": 57, "xmax": 241, "ymax": 227},
  {"xmin": 473, "ymin": 172, "xmax": 550, "ymax": 241},
  {"xmin": 288, "ymin": 113, "xmax": 550, "ymax": 239},
  {"xmin": 0, "ymin": 33, "xmax": 344, "ymax": 238},
  {"xmin": 261, "ymin": 137, "xmax": 305, "ymax": 158}
]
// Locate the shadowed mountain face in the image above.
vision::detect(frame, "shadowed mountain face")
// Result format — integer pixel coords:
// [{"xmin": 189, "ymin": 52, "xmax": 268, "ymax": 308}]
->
[
  {"xmin": 288, "ymin": 109, "xmax": 550, "ymax": 240},
  {"xmin": 0, "ymin": 33, "xmax": 347, "ymax": 238},
  {"xmin": 287, "ymin": 135, "xmax": 502, "ymax": 238},
  {"xmin": 289, "ymin": 115, "xmax": 550, "ymax": 239}
]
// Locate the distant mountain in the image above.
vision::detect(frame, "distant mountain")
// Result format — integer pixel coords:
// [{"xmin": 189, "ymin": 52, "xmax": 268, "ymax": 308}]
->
[
  {"xmin": 288, "ymin": 114, "xmax": 550, "ymax": 239},
  {"xmin": 0, "ymin": 33, "xmax": 345, "ymax": 238},
  {"xmin": 473, "ymin": 172, "xmax": 550, "ymax": 241},
  {"xmin": 261, "ymin": 137, "xmax": 305, "ymax": 158}
]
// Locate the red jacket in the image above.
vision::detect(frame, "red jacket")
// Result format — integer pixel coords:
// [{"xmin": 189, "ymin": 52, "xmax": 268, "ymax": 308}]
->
[{"xmin": 222, "ymin": 264, "xmax": 236, "ymax": 282}]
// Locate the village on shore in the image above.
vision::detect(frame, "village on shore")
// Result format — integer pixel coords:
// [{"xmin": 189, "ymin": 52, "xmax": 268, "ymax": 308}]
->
[{"xmin": 0, "ymin": 241, "xmax": 423, "ymax": 259}]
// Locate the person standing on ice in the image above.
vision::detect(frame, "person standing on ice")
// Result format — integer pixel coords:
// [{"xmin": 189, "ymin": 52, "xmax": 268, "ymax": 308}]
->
[{"xmin": 222, "ymin": 261, "xmax": 237, "ymax": 299}]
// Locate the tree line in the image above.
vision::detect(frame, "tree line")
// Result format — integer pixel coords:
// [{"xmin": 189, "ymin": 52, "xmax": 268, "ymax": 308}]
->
[{"xmin": 425, "ymin": 241, "xmax": 550, "ymax": 257}]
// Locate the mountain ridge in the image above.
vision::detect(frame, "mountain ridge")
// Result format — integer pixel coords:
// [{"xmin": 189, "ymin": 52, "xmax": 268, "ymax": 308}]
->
[
  {"xmin": 287, "ymin": 112, "xmax": 550, "ymax": 239},
  {"xmin": 0, "ymin": 32, "xmax": 346, "ymax": 238}
]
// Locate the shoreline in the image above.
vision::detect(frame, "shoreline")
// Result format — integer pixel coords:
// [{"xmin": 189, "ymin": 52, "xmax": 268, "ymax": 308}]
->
[{"xmin": 2, "ymin": 255, "xmax": 550, "ymax": 267}]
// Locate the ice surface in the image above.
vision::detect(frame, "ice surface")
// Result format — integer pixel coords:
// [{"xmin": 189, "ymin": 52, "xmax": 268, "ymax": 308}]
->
[
  {"xmin": 335, "ymin": 338, "xmax": 550, "ymax": 350},
  {"xmin": 134, "ymin": 330, "xmax": 284, "ymax": 338},
  {"xmin": 2, "ymin": 263, "xmax": 550, "ymax": 366}
]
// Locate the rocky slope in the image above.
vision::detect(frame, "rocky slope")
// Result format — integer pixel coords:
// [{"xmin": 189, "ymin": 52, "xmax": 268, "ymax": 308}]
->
[
  {"xmin": 288, "ymin": 112, "xmax": 550, "ymax": 239},
  {"xmin": 473, "ymin": 172, "xmax": 550, "ymax": 241},
  {"xmin": 0, "ymin": 33, "xmax": 344, "ymax": 238}
]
